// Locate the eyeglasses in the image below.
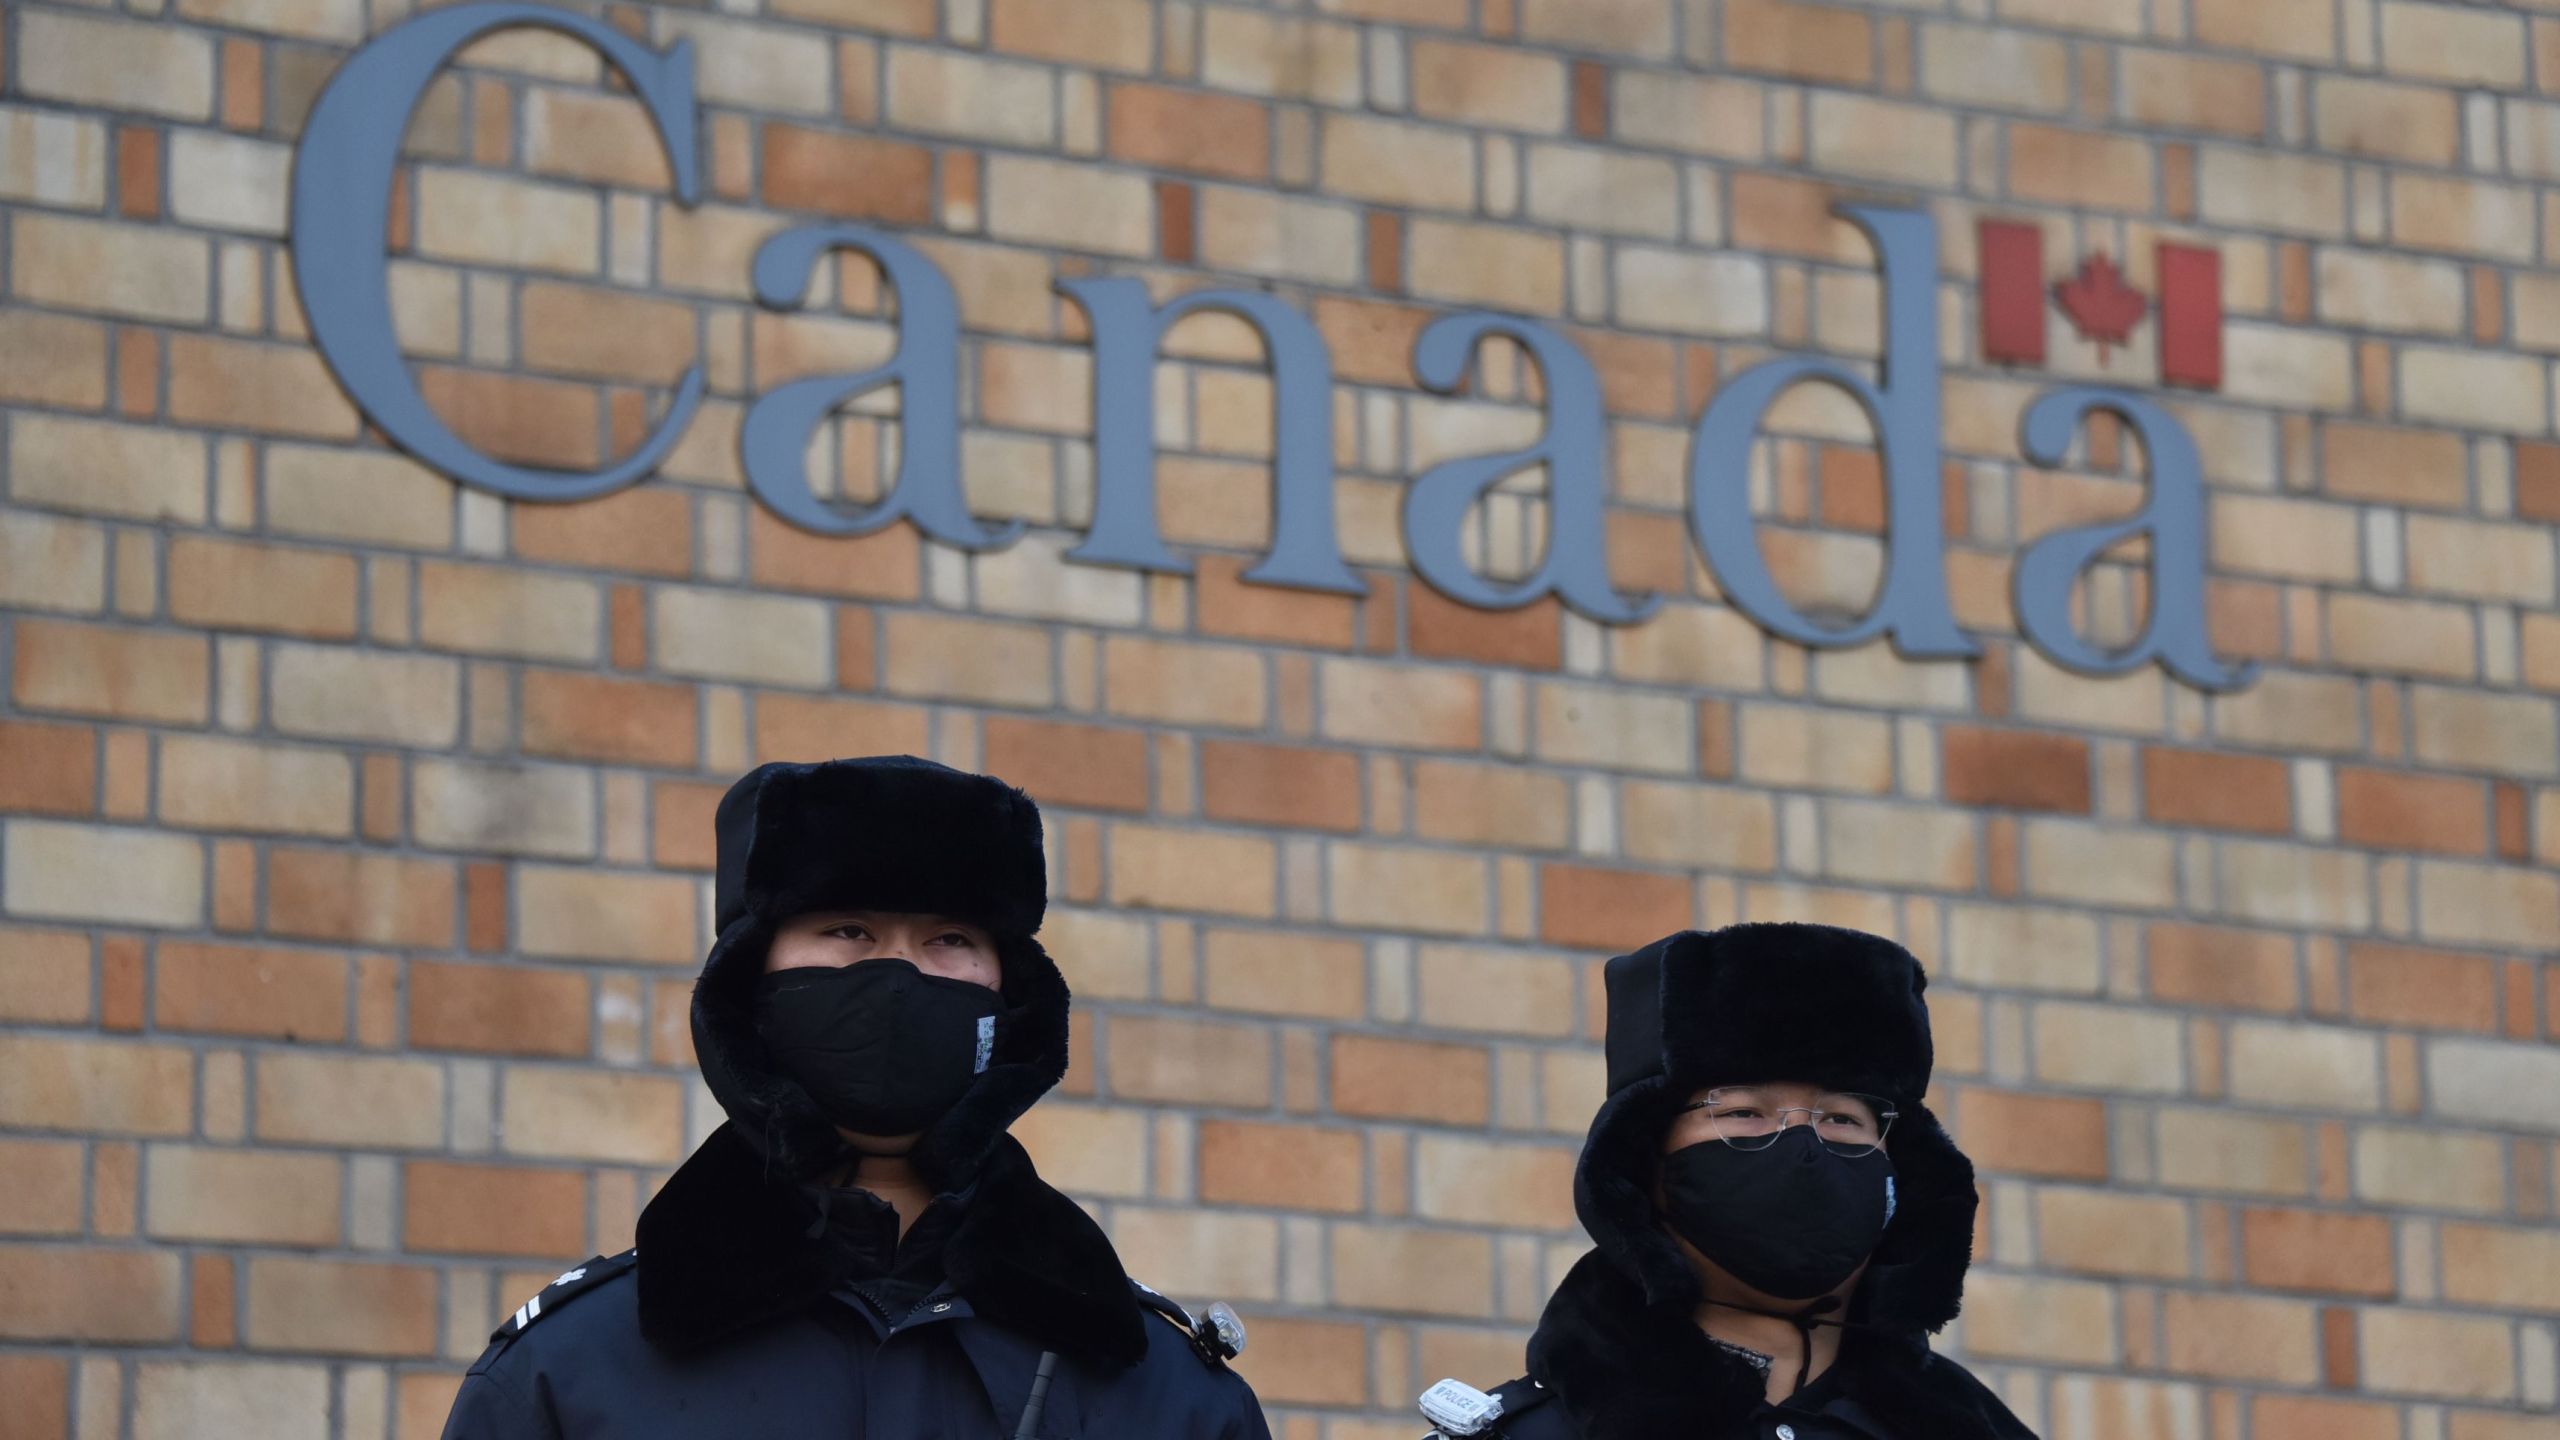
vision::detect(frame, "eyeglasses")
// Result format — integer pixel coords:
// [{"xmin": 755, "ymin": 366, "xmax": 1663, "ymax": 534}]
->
[{"xmin": 1679, "ymin": 1086, "xmax": 1899, "ymax": 1157}]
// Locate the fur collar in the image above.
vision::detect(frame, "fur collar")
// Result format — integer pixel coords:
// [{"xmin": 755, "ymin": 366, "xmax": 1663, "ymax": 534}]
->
[
  {"xmin": 1527, "ymin": 1251, "xmax": 2024, "ymax": 1440},
  {"xmin": 634, "ymin": 1123, "xmax": 1148, "ymax": 1370}
]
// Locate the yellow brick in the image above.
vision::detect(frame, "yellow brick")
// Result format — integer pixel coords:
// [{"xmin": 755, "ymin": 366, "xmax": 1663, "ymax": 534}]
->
[
  {"xmin": 0, "ymin": 105, "xmax": 108, "ymax": 209},
  {"xmin": 1109, "ymin": 824, "xmax": 1280, "ymax": 917},
  {"xmin": 17, "ymin": 11, "xmax": 213, "ymax": 119},
  {"xmin": 986, "ymin": 156, "xmax": 1154, "ymax": 257},
  {"xmin": 1319, "ymin": 114, "xmax": 1475, "ymax": 212},
  {"xmin": 1328, "ymin": 843, "xmax": 1489, "ymax": 936}
]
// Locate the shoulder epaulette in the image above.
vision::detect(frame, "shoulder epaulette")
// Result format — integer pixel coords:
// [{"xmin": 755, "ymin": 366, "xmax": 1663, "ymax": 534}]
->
[
  {"xmin": 1129, "ymin": 1279, "xmax": 1245, "ymax": 1370},
  {"xmin": 488, "ymin": 1249, "xmax": 638, "ymax": 1345}
]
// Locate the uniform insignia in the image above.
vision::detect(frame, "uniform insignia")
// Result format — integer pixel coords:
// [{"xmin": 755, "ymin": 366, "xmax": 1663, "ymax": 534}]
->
[
  {"xmin": 1129, "ymin": 1280, "xmax": 1245, "ymax": 1370},
  {"xmin": 485, "ymin": 1249, "xmax": 637, "ymax": 1346},
  {"xmin": 1419, "ymin": 1376, "xmax": 1550, "ymax": 1439}
]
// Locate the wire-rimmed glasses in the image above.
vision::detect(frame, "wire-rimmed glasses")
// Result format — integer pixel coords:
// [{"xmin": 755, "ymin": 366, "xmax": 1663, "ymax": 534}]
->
[{"xmin": 1678, "ymin": 1086, "xmax": 1899, "ymax": 1157}]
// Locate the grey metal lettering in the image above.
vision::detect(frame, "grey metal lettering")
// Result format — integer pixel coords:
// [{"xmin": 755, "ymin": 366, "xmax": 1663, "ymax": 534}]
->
[
  {"xmin": 289, "ymin": 3, "xmax": 703, "ymax": 501},
  {"xmin": 741, "ymin": 224, "xmax": 1014, "ymax": 547},
  {"xmin": 1686, "ymin": 205, "xmax": 1976, "ymax": 658},
  {"xmin": 2014, "ymin": 388, "xmax": 2256, "ymax": 691},
  {"xmin": 1404, "ymin": 313, "xmax": 1658, "ymax": 624},
  {"xmin": 1058, "ymin": 278, "xmax": 1360, "ymax": 593}
]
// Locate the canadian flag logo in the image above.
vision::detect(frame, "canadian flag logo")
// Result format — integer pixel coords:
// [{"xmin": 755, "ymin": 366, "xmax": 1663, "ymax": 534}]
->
[{"xmin": 1978, "ymin": 221, "xmax": 2223, "ymax": 392}]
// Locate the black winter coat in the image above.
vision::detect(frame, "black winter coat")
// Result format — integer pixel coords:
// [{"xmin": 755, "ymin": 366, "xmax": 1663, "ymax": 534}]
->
[{"xmin": 440, "ymin": 1126, "xmax": 1269, "ymax": 1440}]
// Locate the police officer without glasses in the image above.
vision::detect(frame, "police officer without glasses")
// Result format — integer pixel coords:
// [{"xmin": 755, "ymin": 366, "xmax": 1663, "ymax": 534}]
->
[
  {"xmin": 440, "ymin": 756, "xmax": 1269, "ymax": 1439},
  {"xmin": 1418, "ymin": 923, "xmax": 2036, "ymax": 1440}
]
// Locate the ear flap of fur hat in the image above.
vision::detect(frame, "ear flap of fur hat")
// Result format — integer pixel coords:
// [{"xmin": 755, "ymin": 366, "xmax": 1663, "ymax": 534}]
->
[
  {"xmin": 690, "ymin": 756, "xmax": 1068, "ymax": 1187},
  {"xmin": 1572, "ymin": 923, "xmax": 1977, "ymax": 1334}
]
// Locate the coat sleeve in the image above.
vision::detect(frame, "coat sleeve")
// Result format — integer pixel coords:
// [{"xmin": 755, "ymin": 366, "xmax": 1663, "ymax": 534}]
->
[
  {"xmin": 1216, "ymin": 1369, "xmax": 1276, "ymax": 1440},
  {"xmin": 438, "ymin": 1367, "xmax": 560, "ymax": 1440}
]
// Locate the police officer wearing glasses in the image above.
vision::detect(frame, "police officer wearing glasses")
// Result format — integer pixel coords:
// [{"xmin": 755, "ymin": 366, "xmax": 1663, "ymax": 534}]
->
[{"xmin": 1417, "ymin": 923, "xmax": 2036, "ymax": 1440}]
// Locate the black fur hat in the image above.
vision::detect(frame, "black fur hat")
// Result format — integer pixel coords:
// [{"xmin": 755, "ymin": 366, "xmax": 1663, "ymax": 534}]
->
[
  {"xmin": 712, "ymin": 754, "xmax": 1047, "ymax": 937},
  {"xmin": 1564, "ymin": 923, "xmax": 1978, "ymax": 1329},
  {"xmin": 689, "ymin": 756, "xmax": 1070, "ymax": 1188}
]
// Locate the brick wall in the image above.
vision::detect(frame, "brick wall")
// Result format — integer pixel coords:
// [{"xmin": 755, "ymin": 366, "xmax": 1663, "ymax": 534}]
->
[{"xmin": 2, "ymin": 0, "xmax": 2558, "ymax": 1435}]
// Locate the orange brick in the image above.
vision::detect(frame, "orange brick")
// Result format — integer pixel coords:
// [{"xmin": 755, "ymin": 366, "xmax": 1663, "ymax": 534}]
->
[
  {"xmin": 1956, "ymin": 1089, "xmax": 2110, "ymax": 1180},
  {"xmin": 2343, "ymin": 941, "xmax": 2501, "ymax": 1033},
  {"xmin": 1198, "ymin": 1120, "xmax": 1365, "ymax": 1212},
  {"xmin": 518, "ymin": 283, "xmax": 698, "ymax": 387},
  {"xmin": 2148, "ymin": 923, "xmax": 2300, "ymax": 1011},
  {"xmin": 404, "ymin": 1161, "xmax": 588, "ymax": 1259},
  {"xmin": 989, "ymin": 0, "xmax": 1153, "ymax": 70},
  {"xmin": 1331, "ymin": 1034, "xmax": 1490, "ymax": 1126},
  {"xmin": 2142, "ymin": 747, "xmax": 2293, "ymax": 834},
  {"xmin": 1538, "ymin": 863, "xmax": 1690, "ymax": 951},
  {"xmin": 1572, "ymin": 59, "xmax": 1608, "ymax": 138},
  {"xmin": 2250, "ymin": 1394, "xmax": 2400, "ymax": 1440},
  {"xmin": 982, "ymin": 716, "xmax": 1150, "ymax": 814},
  {"xmin": 1574, "ymin": 328, "xmax": 1681, "ymax": 420},
  {"xmin": 153, "ymin": 941, "xmax": 347, "ymax": 1043},
  {"xmin": 266, "ymin": 848, "xmax": 455, "ymax": 950},
  {"xmin": 2006, "ymin": 124, "xmax": 2153, "ymax": 212},
  {"xmin": 609, "ymin": 583, "xmax": 647, "ymax": 669},
  {"xmin": 2336, "ymin": 767, "xmax": 2489, "ymax": 855},
  {"xmin": 241, "ymin": 1256, "xmax": 437, "ymax": 1357},
  {"xmin": 2520, "ymin": 441, "xmax": 2560, "ymax": 523},
  {"xmin": 752, "ymin": 694, "xmax": 932, "ymax": 765},
  {"xmin": 746, "ymin": 509, "xmax": 921, "ymax": 601},
  {"xmin": 1310, "ymin": 295, "xmax": 1434, "ymax": 386},
  {"xmin": 10, "ymin": 620, "xmax": 207, "ymax": 727},
  {"xmin": 520, "ymin": 670, "xmax": 699, "ymax": 769},
  {"xmin": 407, "ymin": 959, "xmax": 592, "ymax": 1059},
  {"xmin": 100, "ymin": 935, "xmax": 143, "ymax": 1032},
  {"xmin": 0, "ymin": 1139, "xmax": 84, "ymax": 1235},
  {"xmin": 168, "ymin": 535, "xmax": 358, "ymax": 640},
  {"xmin": 2494, "ymin": 783, "xmax": 2528, "ymax": 862},
  {"xmin": 1733, "ymin": 172, "xmax": 1873, "ymax": 262},
  {"xmin": 1724, "ymin": 0, "xmax": 1871, "ymax": 86},
  {"xmin": 651, "ymin": 780, "xmax": 724, "ymax": 871},
  {"xmin": 1108, "ymin": 83, "xmax": 1270, "ymax": 181},
  {"xmin": 1197, "ymin": 740, "xmax": 1362, "ymax": 832},
  {"xmin": 191, "ymin": 1252, "xmax": 236, "ymax": 1348},
  {"xmin": 0, "ymin": 1245, "xmax": 180, "ymax": 1342},
  {"xmin": 761, "ymin": 124, "xmax": 932, "ymax": 224},
  {"xmin": 510, "ymin": 486, "xmax": 693, "ymax": 579},
  {"xmin": 1407, "ymin": 583, "xmax": 1562, "ymax": 669},
  {"xmin": 2239, "ymin": 1206, "xmax": 2396, "ymax": 1296},
  {"xmin": 464, "ymin": 861, "xmax": 508, "ymax": 954},
  {"xmin": 115, "ymin": 125, "xmax": 160, "ymax": 221},
  {"xmin": 0, "ymin": 719, "xmax": 97, "ymax": 817},
  {"xmin": 1226, "ymin": 1315, "xmax": 1369, "ymax": 1406},
  {"xmin": 1814, "ymin": 445, "xmax": 1883, "ymax": 532},
  {"xmin": 417, "ymin": 367, "xmax": 599, "ymax": 471},
  {"xmin": 2328, "ymin": 423, "xmax": 2470, "ymax": 510},
  {"xmin": 1195, "ymin": 553, "xmax": 1359, "ymax": 649},
  {"xmin": 1140, "ymin": 177, "xmax": 1187, "ymax": 264},
  {"xmin": 0, "ymin": 1354, "xmax": 69, "ymax": 1437},
  {"xmin": 1941, "ymin": 726, "xmax": 2093, "ymax": 813}
]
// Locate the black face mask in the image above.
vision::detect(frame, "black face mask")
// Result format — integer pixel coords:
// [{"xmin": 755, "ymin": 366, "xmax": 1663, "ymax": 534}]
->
[
  {"xmin": 1658, "ymin": 1127, "xmax": 1897, "ymax": 1301},
  {"xmin": 752, "ymin": 960, "xmax": 1004, "ymax": 1138}
]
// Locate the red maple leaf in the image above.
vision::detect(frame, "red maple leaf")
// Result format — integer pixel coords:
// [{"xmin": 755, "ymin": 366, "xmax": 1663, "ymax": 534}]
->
[{"xmin": 2053, "ymin": 252, "xmax": 2147, "ymax": 364}]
